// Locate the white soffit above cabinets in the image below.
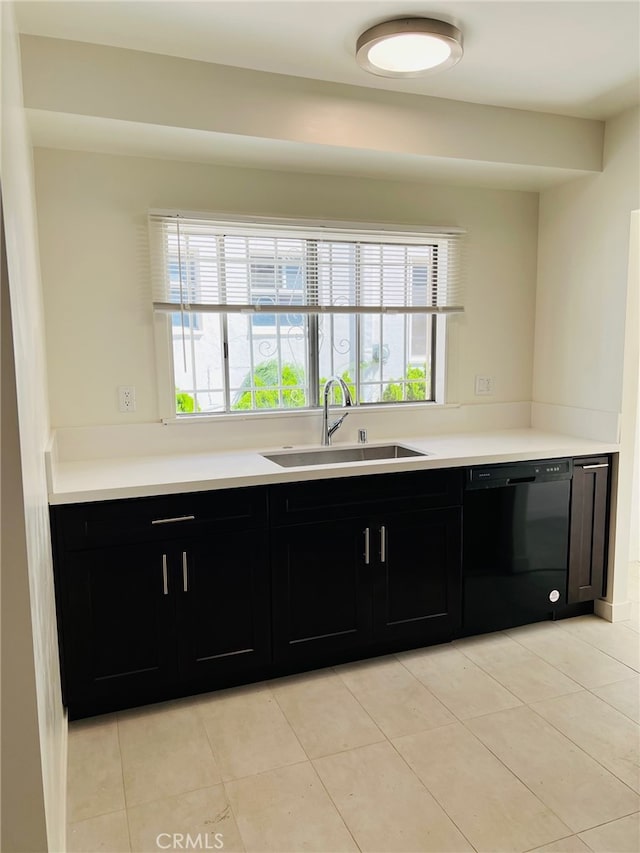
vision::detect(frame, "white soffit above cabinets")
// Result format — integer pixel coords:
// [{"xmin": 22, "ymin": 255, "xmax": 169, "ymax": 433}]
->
[{"xmin": 16, "ymin": 1, "xmax": 640, "ymax": 190}]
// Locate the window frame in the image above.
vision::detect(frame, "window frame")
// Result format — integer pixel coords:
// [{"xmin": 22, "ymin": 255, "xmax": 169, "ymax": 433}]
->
[{"xmin": 152, "ymin": 213, "xmax": 459, "ymax": 420}]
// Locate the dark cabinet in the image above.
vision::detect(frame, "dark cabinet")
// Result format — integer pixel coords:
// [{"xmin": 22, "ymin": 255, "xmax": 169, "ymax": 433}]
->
[
  {"xmin": 175, "ymin": 533, "xmax": 271, "ymax": 681},
  {"xmin": 271, "ymin": 519, "xmax": 373, "ymax": 663},
  {"xmin": 371, "ymin": 507, "xmax": 461, "ymax": 646},
  {"xmin": 51, "ymin": 486, "xmax": 270, "ymax": 716},
  {"xmin": 270, "ymin": 470, "xmax": 463, "ymax": 665},
  {"xmin": 568, "ymin": 456, "xmax": 610, "ymax": 603},
  {"xmin": 62, "ymin": 543, "xmax": 178, "ymax": 704}
]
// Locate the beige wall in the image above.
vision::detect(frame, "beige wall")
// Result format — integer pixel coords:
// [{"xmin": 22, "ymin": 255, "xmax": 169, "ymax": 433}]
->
[
  {"xmin": 533, "ymin": 106, "xmax": 640, "ymax": 414},
  {"xmin": 34, "ymin": 147, "xmax": 539, "ymax": 428},
  {"xmin": 0, "ymin": 5, "xmax": 66, "ymax": 851}
]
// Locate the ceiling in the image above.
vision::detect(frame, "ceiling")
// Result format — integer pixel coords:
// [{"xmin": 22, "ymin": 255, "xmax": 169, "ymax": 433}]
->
[
  {"xmin": 16, "ymin": 1, "xmax": 640, "ymax": 191},
  {"xmin": 16, "ymin": 0, "xmax": 640, "ymax": 120}
]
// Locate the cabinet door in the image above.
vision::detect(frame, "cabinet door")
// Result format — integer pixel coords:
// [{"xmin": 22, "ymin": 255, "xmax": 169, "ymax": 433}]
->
[
  {"xmin": 372, "ymin": 507, "xmax": 462, "ymax": 646},
  {"xmin": 272, "ymin": 519, "xmax": 371, "ymax": 664},
  {"xmin": 60, "ymin": 543, "xmax": 178, "ymax": 707},
  {"xmin": 175, "ymin": 534, "xmax": 271, "ymax": 682},
  {"xmin": 568, "ymin": 458, "xmax": 610, "ymax": 603}
]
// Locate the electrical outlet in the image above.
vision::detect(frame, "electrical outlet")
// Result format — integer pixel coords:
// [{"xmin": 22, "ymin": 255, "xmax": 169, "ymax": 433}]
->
[
  {"xmin": 474, "ymin": 375, "xmax": 494, "ymax": 395},
  {"xmin": 118, "ymin": 385, "xmax": 136, "ymax": 412}
]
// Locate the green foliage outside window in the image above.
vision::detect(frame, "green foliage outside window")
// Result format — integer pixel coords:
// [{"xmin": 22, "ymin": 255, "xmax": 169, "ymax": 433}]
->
[
  {"xmin": 229, "ymin": 361, "xmax": 427, "ymax": 409},
  {"xmin": 382, "ymin": 365, "xmax": 428, "ymax": 402},
  {"xmin": 176, "ymin": 390, "xmax": 200, "ymax": 413},
  {"xmin": 232, "ymin": 360, "xmax": 307, "ymax": 409}
]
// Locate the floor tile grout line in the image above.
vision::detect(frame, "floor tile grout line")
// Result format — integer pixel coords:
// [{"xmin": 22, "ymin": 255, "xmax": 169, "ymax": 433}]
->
[
  {"xmin": 269, "ymin": 668, "xmax": 387, "ymax": 759},
  {"xmin": 67, "ymin": 714, "xmax": 129, "ymax": 827},
  {"xmin": 551, "ymin": 621, "xmax": 640, "ymax": 671},
  {"xmin": 521, "ymin": 831, "xmax": 593, "ymax": 853},
  {"xmin": 331, "ymin": 658, "xmax": 461, "ymax": 737},
  {"xmin": 524, "ymin": 702, "xmax": 640, "ymax": 799},
  {"xmin": 504, "ymin": 623, "xmax": 639, "ymax": 682},
  {"xmin": 393, "ymin": 646, "xmax": 525, "ymax": 723},
  {"xmin": 381, "ymin": 732, "xmax": 481, "ymax": 853},
  {"xmin": 586, "ymin": 682, "xmax": 640, "ymax": 725},
  {"xmin": 328, "ymin": 661, "xmax": 430, "ymax": 742},
  {"xmin": 398, "ymin": 650, "xmax": 491, "ymax": 727},
  {"xmin": 190, "ymin": 701, "xmax": 225, "ymax": 786},
  {"xmin": 117, "ymin": 704, "xmax": 222, "ymax": 812},
  {"xmin": 581, "ymin": 808, "xmax": 640, "ymax": 829},
  {"xmin": 221, "ymin": 755, "xmax": 362, "ymax": 853},
  {"xmin": 67, "ymin": 805, "xmax": 129, "ymax": 828},
  {"xmin": 114, "ymin": 713, "xmax": 134, "ymax": 852},
  {"xmin": 125, "ymin": 779, "xmax": 235, "ymax": 813},
  {"xmin": 218, "ymin": 779, "xmax": 248, "ymax": 853},
  {"xmin": 574, "ymin": 809, "xmax": 640, "ymax": 848},
  {"xmin": 458, "ymin": 707, "xmax": 635, "ymax": 836},
  {"xmin": 266, "ymin": 678, "xmax": 331, "ymax": 761},
  {"xmin": 457, "ymin": 717, "xmax": 576, "ymax": 841},
  {"xmin": 197, "ymin": 683, "xmax": 281, "ymax": 782},
  {"xmin": 313, "ymin": 739, "xmax": 479, "ymax": 853},
  {"xmin": 453, "ymin": 641, "xmax": 585, "ymax": 706},
  {"xmin": 291, "ymin": 758, "xmax": 363, "ymax": 853},
  {"xmin": 392, "ymin": 650, "xmax": 474, "ymax": 724}
]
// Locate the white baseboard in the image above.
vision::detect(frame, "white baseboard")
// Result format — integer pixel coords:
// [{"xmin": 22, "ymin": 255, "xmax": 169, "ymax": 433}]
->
[{"xmin": 594, "ymin": 598, "xmax": 633, "ymax": 622}]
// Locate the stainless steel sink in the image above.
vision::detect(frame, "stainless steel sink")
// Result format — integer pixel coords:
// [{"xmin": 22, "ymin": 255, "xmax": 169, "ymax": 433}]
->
[{"xmin": 262, "ymin": 444, "xmax": 428, "ymax": 468}]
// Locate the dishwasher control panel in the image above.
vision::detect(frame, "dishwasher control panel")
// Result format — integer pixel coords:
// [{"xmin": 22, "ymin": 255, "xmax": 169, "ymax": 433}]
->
[{"xmin": 466, "ymin": 457, "xmax": 573, "ymax": 490}]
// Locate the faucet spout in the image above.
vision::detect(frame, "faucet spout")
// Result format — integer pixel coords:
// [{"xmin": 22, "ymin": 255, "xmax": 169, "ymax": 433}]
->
[{"xmin": 322, "ymin": 376, "xmax": 353, "ymax": 446}]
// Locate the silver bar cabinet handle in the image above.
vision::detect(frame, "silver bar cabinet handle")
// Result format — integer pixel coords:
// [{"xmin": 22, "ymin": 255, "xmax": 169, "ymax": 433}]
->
[
  {"xmin": 151, "ymin": 515, "xmax": 195, "ymax": 525},
  {"xmin": 364, "ymin": 527, "xmax": 370, "ymax": 565},
  {"xmin": 578, "ymin": 464, "xmax": 609, "ymax": 470},
  {"xmin": 380, "ymin": 525, "xmax": 387, "ymax": 563},
  {"xmin": 162, "ymin": 554, "xmax": 169, "ymax": 595},
  {"xmin": 182, "ymin": 551, "xmax": 189, "ymax": 592}
]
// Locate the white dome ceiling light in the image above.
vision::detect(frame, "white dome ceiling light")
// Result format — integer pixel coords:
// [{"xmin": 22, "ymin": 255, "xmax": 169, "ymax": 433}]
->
[{"xmin": 356, "ymin": 17, "xmax": 464, "ymax": 77}]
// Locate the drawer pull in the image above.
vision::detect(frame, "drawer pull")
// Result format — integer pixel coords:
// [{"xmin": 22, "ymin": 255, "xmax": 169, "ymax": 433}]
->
[
  {"xmin": 151, "ymin": 515, "xmax": 196, "ymax": 525},
  {"xmin": 578, "ymin": 464, "xmax": 609, "ymax": 470},
  {"xmin": 380, "ymin": 525, "xmax": 387, "ymax": 563},
  {"xmin": 182, "ymin": 551, "xmax": 189, "ymax": 592},
  {"xmin": 364, "ymin": 527, "xmax": 370, "ymax": 565},
  {"xmin": 162, "ymin": 554, "xmax": 169, "ymax": 595}
]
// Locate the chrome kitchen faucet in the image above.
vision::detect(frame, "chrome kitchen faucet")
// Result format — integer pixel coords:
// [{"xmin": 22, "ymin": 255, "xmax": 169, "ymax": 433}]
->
[{"xmin": 322, "ymin": 377, "xmax": 353, "ymax": 445}]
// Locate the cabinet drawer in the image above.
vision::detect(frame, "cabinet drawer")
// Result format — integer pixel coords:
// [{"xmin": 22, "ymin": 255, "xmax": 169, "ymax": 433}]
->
[
  {"xmin": 270, "ymin": 468, "xmax": 462, "ymax": 526},
  {"xmin": 52, "ymin": 486, "xmax": 268, "ymax": 550}
]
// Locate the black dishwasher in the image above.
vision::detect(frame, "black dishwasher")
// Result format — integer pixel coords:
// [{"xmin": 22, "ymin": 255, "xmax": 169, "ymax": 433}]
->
[{"xmin": 462, "ymin": 458, "xmax": 572, "ymax": 636}]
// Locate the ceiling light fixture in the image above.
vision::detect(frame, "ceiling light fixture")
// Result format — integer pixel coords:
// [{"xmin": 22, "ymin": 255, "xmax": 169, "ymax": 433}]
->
[{"xmin": 356, "ymin": 17, "xmax": 463, "ymax": 77}]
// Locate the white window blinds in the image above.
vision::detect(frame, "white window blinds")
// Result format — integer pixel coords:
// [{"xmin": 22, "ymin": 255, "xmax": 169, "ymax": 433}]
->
[{"xmin": 149, "ymin": 214, "xmax": 464, "ymax": 315}]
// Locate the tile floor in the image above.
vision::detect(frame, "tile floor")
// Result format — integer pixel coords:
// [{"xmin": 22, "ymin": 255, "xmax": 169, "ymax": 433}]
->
[{"xmin": 67, "ymin": 564, "xmax": 640, "ymax": 853}]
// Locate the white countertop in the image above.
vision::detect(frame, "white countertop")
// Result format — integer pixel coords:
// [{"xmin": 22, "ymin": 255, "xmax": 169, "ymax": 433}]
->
[{"xmin": 47, "ymin": 428, "xmax": 618, "ymax": 504}]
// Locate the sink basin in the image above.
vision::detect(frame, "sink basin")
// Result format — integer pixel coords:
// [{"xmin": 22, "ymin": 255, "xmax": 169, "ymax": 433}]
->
[{"xmin": 262, "ymin": 444, "xmax": 428, "ymax": 468}]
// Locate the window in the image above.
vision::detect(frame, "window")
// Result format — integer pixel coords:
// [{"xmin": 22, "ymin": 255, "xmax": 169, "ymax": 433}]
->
[
  {"xmin": 250, "ymin": 261, "xmax": 303, "ymax": 327},
  {"xmin": 149, "ymin": 215, "xmax": 463, "ymax": 416}
]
